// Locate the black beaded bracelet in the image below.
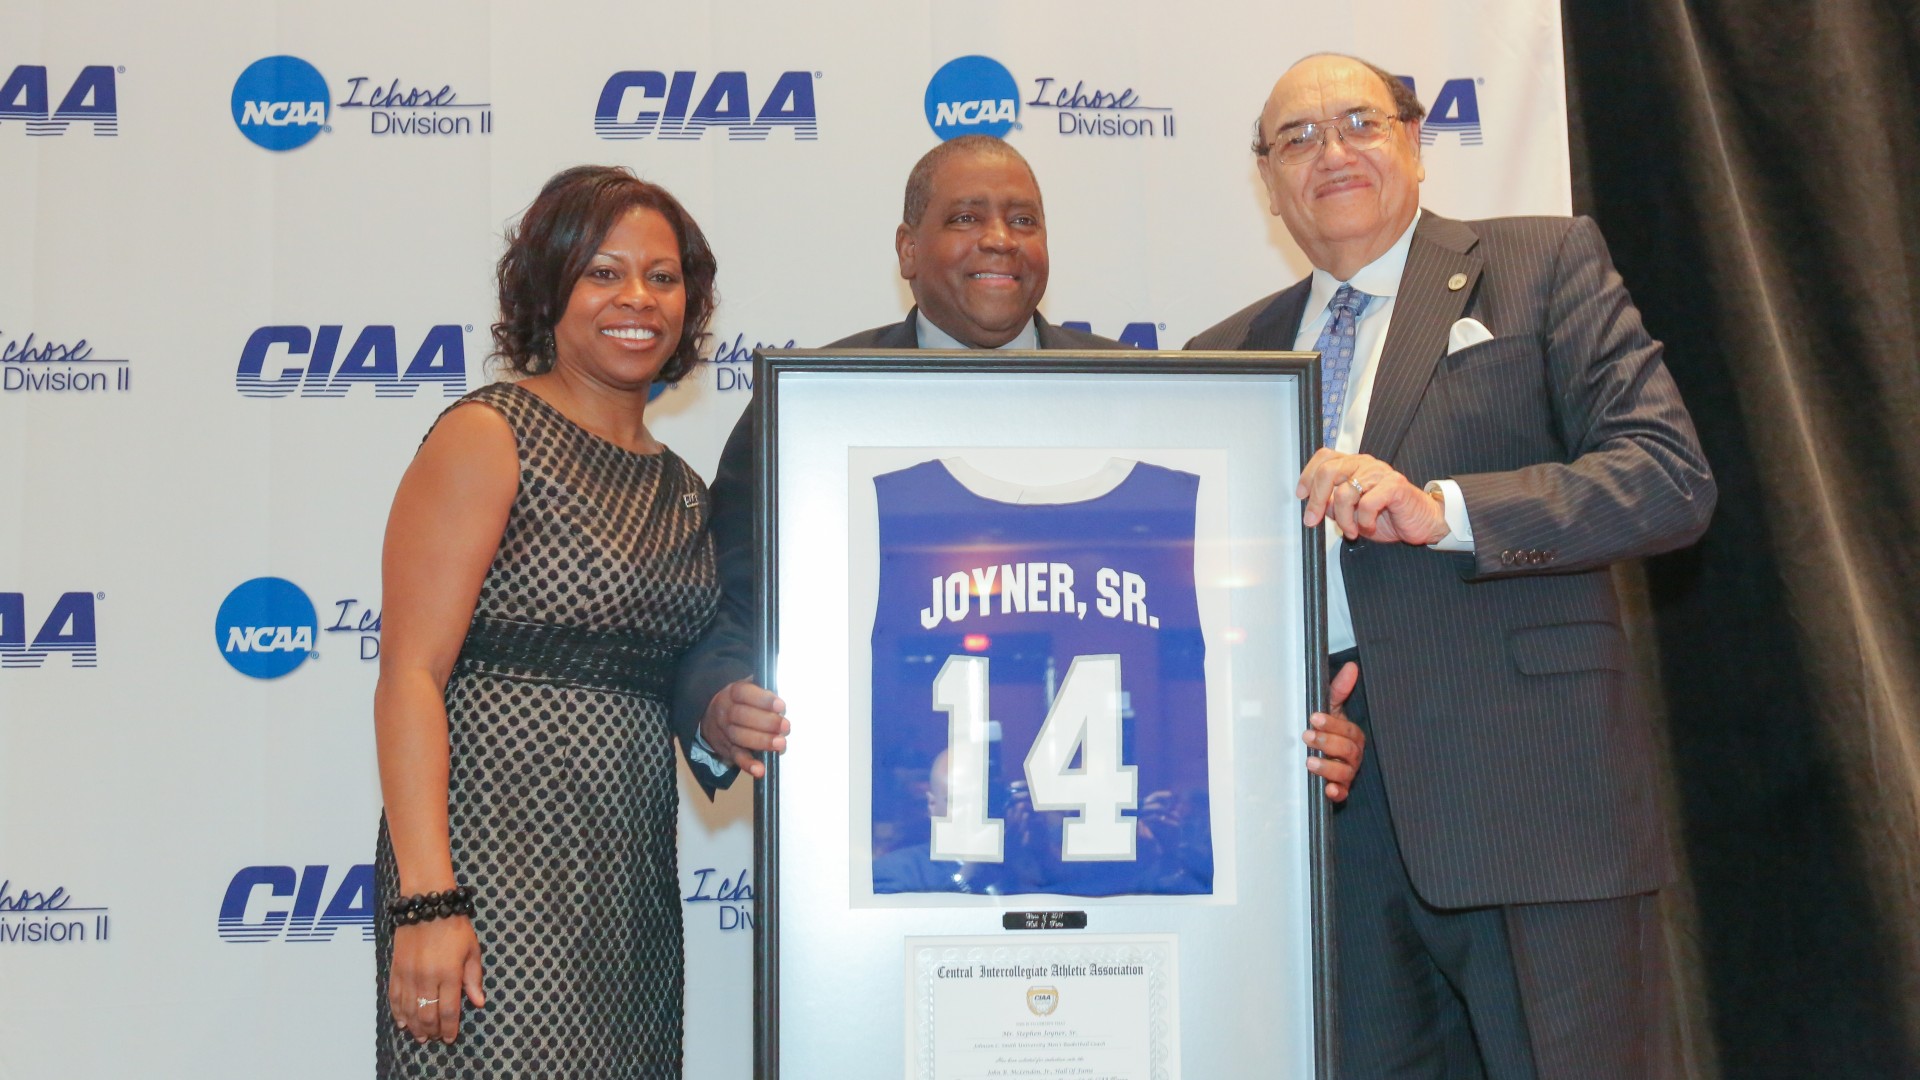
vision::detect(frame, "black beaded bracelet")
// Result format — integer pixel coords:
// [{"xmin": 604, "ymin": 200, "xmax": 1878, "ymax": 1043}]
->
[{"xmin": 388, "ymin": 885, "xmax": 477, "ymax": 926}]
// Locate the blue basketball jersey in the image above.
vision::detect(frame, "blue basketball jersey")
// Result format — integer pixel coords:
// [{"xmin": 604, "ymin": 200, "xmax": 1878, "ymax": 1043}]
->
[{"xmin": 868, "ymin": 459, "xmax": 1212, "ymax": 898}]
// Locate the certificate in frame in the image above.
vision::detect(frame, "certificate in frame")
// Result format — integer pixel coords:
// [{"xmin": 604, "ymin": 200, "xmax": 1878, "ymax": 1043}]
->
[{"xmin": 753, "ymin": 350, "xmax": 1330, "ymax": 1079}]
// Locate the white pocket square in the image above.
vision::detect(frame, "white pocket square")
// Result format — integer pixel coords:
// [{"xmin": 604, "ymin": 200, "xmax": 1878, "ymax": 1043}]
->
[{"xmin": 1448, "ymin": 317, "xmax": 1495, "ymax": 355}]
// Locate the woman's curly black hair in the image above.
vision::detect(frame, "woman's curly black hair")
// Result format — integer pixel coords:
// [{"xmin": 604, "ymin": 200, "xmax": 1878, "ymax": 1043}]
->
[{"xmin": 492, "ymin": 165, "xmax": 718, "ymax": 384}]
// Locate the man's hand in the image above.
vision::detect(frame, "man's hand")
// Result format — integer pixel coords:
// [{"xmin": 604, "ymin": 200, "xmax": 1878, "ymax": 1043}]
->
[
  {"xmin": 700, "ymin": 679, "xmax": 791, "ymax": 779},
  {"xmin": 1296, "ymin": 447, "xmax": 1449, "ymax": 545},
  {"xmin": 1303, "ymin": 661, "xmax": 1365, "ymax": 802}
]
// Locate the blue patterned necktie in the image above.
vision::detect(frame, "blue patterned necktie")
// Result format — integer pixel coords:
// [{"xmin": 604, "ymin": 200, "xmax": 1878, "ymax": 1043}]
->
[{"xmin": 1315, "ymin": 284, "xmax": 1373, "ymax": 448}]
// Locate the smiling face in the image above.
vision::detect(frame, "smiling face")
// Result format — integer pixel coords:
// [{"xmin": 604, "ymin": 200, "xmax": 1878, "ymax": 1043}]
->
[
  {"xmin": 551, "ymin": 206, "xmax": 687, "ymax": 392},
  {"xmin": 895, "ymin": 151, "xmax": 1049, "ymax": 348},
  {"xmin": 1256, "ymin": 55, "xmax": 1424, "ymax": 280}
]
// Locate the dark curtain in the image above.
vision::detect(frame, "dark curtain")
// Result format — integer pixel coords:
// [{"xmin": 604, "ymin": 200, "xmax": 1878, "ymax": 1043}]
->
[{"xmin": 1562, "ymin": 0, "xmax": 1920, "ymax": 1075}]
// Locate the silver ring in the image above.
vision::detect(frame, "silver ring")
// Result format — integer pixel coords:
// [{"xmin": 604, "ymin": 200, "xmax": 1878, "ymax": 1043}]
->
[
  {"xmin": 417, "ymin": 997, "xmax": 440, "ymax": 1009},
  {"xmin": 1348, "ymin": 476, "xmax": 1366, "ymax": 495}
]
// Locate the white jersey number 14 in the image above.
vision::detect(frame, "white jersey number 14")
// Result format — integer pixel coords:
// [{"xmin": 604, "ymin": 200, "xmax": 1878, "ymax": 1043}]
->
[{"xmin": 929, "ymin": 653, "xmax": 1139, "ymax": 863}]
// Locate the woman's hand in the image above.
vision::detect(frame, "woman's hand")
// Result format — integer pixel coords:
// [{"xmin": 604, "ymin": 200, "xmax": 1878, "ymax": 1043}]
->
[{"xmin": 388, "ymin": 917, "xmax": 485, "ymax": 1044}]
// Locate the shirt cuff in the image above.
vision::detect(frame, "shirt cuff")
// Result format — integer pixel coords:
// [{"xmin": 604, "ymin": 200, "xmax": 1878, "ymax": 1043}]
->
[
  {"xmin": 1424, "ymin": 479, "xmax": 1475, "ymax": 552},
  {"xmin": 687, "ymin": 727, "xmax": 733, "ymax": 777}
]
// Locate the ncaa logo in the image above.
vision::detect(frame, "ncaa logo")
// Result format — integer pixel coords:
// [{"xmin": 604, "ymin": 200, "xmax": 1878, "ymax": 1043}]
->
[
  {"xmin": 924, "ymin": 55, "xmax": 1019, "ymax": 140},
  {"xmin": 231, "ymin": 56, "xmax": 330, "ymax": 151},
  {"xmin": 215, "ymin": 577, "xmax": 318, "ymax": 679}
]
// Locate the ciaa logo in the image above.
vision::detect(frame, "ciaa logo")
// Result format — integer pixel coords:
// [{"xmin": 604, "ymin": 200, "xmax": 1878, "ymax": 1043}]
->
[
  {"xmin": 236, "ymin": 324, "xmax": 469, "ymax": 399},
  {"xmin": 231, "ymin": 55, "xmax": 330, "ymax": 151},
  {"xmin": 219, "ymin": 864, "xmax": 373, "ymax": 943},
  {"xmin": 0, "ymin": 591, "xmax": 98, "ymax": 669},
  {"xmin": 924, "ymin": 55, "xmax": 1019, "ymax": 140},
  {"xmin": 1400, "ymin": 75, "xmax": 1484, "ymax": 147},
  {"xmin": 215, "ymin": 577, "xmax": 318, "ymax": 679},
  {"xmin": 0, "ymin": 64, "xmax": 118, "ymax": 136},
  {"xmin": 1058, "ymin": 320, "xmax": 1162, "ymax": 350},
  {"xmin": 594, "ymin": 70, "xmax": 818, "ymax": 141}
]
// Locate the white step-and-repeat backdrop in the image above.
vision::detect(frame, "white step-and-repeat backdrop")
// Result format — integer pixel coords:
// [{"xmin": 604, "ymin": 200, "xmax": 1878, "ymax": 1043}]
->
[{"xmin": 0, "ymin": 2, "xmax": 1567, "ymax": 1075}]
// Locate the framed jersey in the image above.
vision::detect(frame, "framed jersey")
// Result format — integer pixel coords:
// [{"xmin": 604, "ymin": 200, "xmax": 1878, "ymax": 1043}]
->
[
  {"xmin": 754, "ymin": 351, "xmax": 1329, "ymax": 1080},
  {"xmin": 859, "ymin": 451, "xmax": 1222, "ymax": 902}
]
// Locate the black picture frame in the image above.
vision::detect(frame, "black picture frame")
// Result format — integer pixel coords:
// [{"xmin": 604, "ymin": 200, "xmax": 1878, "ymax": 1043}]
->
[{"xmin": 751, "ymin": 349, "xmax": 1332, "ymax": 1079}]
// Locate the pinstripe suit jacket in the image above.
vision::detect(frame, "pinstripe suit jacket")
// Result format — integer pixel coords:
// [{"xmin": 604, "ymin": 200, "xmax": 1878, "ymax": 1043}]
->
[{"xmin": 1189, "ymin": 212, "xmax": 1716, "ymax": 907}]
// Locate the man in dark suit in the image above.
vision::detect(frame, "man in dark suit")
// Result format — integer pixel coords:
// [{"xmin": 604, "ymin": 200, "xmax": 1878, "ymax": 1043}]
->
[
  {"xmin": 674, "ymin": 134, "xmax": 1368, "ymax": 806},
  {"xmin": 1188, "ymin": 54, "xmax": 1715, "ymax": 1078}
]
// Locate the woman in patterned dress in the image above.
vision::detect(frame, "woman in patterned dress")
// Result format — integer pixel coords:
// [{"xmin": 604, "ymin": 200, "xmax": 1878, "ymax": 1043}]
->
[{"xmin": 372, "ymin": 166, "xmax": 721, "ymax": 1077}]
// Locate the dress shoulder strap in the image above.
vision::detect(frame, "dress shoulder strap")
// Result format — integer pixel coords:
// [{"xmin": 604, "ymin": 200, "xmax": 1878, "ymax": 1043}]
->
[{"xmin": 419, "ymin": 380, "xmax": 539, "ymax": 448}]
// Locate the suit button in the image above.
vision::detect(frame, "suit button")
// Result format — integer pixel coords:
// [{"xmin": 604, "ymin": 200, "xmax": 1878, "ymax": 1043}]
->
[{"xmin": 1500, "ymin": 550, "xmax": 1515, "ymax": 566}]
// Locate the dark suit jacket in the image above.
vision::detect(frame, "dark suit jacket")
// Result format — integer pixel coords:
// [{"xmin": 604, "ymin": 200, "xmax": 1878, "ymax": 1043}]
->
[
  {"xmin": 671, "ymin": 310, "xmax": 1122, "ymax": 794},
  {"xmin": 1188, "ymin": 213, "xmax": 1716, "ymax": 907}
]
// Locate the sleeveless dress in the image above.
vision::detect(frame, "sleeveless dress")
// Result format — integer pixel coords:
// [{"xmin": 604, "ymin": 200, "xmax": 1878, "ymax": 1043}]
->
[{"xmin": 374, "ymin": 381, "xmax": 718, "ymax": 1078}]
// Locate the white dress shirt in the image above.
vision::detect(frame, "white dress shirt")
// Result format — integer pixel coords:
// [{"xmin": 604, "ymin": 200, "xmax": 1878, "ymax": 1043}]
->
[
  {"xmin": 1294, "ymin": 211, "xmax": 1474, "ymax": 653},
  {"xmin": 915, "ymin": 311, "xmax": 1039, "ymax": 350}
]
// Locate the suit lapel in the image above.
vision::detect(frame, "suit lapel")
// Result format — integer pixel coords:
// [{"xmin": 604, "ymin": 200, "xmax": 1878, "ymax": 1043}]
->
[
  {"xmin": 875, "ymin": 312, "xmax": 919, "ymax": 349},
  {"xmin": 1246, "ymin": 280, "xmax": 1313, "ymax": 351},
  {"xmin": 1358, "ymin": 214, "xmax": 1482, "ymax": 464}
]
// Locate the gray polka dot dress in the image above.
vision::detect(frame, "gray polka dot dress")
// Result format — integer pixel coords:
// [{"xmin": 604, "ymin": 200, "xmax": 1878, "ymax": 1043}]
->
[{"xmin": 375, "ymin": 381, "xmax": 717, "ymax": 1078}]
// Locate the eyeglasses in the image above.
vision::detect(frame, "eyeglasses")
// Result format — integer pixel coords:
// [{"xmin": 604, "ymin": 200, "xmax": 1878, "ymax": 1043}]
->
[{"xmin": 1256, "ymin": 108, "xmax": 1400, "ymax": 165}]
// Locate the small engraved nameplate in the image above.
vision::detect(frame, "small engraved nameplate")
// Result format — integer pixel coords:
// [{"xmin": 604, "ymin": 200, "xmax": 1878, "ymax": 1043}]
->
[{"xmin": 1001, "ymin": 910, "xmax": 1088, "ymax": 931}]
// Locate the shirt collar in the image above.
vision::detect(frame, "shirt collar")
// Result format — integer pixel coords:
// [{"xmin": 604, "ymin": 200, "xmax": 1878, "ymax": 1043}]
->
[
  {"xmin": 1304, "ymin": 208, "xmax": 1423, "ymax": 321},
  {"xmin": 915, "ymin": 311, "xmax": 1040, "ymax": 351}
]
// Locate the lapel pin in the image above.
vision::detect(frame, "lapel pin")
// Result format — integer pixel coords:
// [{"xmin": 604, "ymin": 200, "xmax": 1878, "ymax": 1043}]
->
[
  {"xmin": 683, "ymin": 492, "xmax": 700, "ymax": 508},
  {"xmin": 1447, "ymin": 272, "xmax": 1468, "ymax": 291}
]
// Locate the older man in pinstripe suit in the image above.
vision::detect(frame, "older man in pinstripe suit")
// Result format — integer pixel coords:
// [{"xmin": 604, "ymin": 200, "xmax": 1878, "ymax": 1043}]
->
[{"xmin": 1189, "ymin": 54, "xmax": 1715, "ymax": 1078}]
